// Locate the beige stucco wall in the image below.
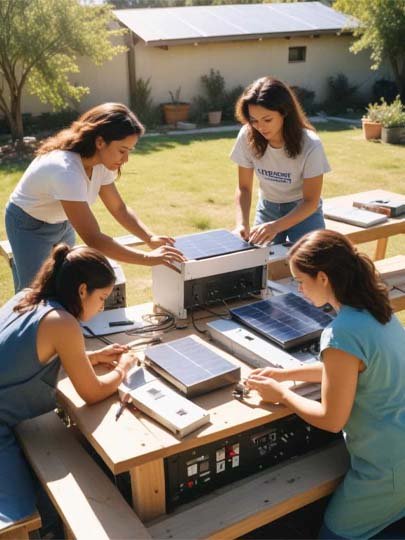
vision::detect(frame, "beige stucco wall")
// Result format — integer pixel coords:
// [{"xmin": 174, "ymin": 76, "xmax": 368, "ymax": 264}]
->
[
  {"xmin": 14, "ymin": 47, "xmax": 129, "ymax": 116},
  {"xmin": 134, "ymin": 34, "xmax": 390, "ymax": 105},
  {"xmin": 4, "ymin": 32, "xmax": 392, "ymax": 119}
]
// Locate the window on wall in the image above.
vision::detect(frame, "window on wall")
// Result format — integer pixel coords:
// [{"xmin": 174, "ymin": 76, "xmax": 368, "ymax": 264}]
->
[{"xmin": 288, "ymin": 46, "xmax": 306, "ymax": 63}]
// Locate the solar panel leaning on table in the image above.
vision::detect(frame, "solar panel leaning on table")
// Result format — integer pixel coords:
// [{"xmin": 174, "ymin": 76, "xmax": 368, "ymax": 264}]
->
[{"xmin": 245, "ymin": 230, "xmax": 405, "ymax": 540}]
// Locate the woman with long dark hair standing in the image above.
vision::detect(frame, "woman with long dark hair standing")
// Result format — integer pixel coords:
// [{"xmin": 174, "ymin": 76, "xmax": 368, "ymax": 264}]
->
[
  {"xmin": 5, "ymin": 102, "xmax": 184, "ymax": 292},
  {"xmin": 246, "ymin": 230, "xmax": 405, "ymax": 539},
  {"xmin": 231, "ymin": 76, "xmax": 330, "ymax": 245},
  {"xmin": 0, "ymin": 244, "xmax": 136, "ymax": 531}
]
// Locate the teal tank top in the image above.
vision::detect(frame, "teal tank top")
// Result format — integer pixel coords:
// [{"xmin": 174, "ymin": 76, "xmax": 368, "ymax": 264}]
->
[{"xmin": 320, "ymin": 306, "xmax": 405, "ymax": 539}]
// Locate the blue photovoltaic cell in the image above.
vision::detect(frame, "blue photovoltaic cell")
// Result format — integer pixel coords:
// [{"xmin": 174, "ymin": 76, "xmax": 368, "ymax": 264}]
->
[
  {"xmin": 114, "ymin": 4, "xmax": 354, "ymax": 45},
  {"xmin": 174, "ymin": 229, "xmax": 256, "ymax": 260},
  {"xmin": 145, "ymin": 336, "xmax": 238, "ymax": 386},
  {"xmin": 230, "ymin": 293, "xmax": 332, "ymax": 349}
]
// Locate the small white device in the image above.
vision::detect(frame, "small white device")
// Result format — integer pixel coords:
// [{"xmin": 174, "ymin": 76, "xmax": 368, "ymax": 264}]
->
[
  {"xmin": 118, "ymin": 367, "xmax": 210, "ymax": 438},
  {"xmin": 207, "ymin": 319, "xmax": 307, "ymax": 369}
]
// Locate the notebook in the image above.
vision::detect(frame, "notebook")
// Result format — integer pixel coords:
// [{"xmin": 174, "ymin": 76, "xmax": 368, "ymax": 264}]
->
[{"xmin": 324, "ymin": 206, "xmax": 388, "ymax": 228}]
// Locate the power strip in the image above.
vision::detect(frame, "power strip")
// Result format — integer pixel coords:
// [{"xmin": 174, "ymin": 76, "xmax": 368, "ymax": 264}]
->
[{"xmin": 119, "ymin": 367, "xmax": 210, "ymax": 438}]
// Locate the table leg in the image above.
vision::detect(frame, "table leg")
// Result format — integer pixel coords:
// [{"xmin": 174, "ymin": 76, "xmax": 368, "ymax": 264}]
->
[
  {"xmin": 374, "ymin": 237, "xmax": 388, "ymax": 260},
  {"xmin": 130, "ymin": 458, "xmax": 166, "ymax": 521}
]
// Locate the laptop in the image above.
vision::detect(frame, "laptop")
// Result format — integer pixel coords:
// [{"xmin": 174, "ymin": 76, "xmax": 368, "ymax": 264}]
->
[{"xmin": 324, "ymin": 206, "xmax": 388, "ymax": 228}]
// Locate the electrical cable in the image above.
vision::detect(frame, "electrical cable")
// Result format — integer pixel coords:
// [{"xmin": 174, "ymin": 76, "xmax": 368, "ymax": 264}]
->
[{"xmin": 125, "ymin": 312, "xmax": 175, "ymax": 336}]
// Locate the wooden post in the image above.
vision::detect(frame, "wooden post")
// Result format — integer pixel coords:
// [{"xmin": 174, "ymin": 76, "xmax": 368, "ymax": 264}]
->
[{"xmin": 130, "ymin": 459, "xmax": 166, "ymax": 521}]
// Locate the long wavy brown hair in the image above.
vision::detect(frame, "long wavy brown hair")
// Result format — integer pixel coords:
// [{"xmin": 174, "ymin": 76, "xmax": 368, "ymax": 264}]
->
[
  {"xmin": 288, "ymin": 230, "xmax": 392, "ymax": 324},
  {"xmin": 235, "ymin": 76, "xmax": 314, "ymax": 159},
  {"xmin": 15, "ymin": 244, "xmax": 115, "ymax": 319},
  {"xmin": 37, "ymin": 103, "xmax": 144, "ymax": 158}
]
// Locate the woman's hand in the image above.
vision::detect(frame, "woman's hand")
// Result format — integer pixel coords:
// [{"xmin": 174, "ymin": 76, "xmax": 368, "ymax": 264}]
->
[
  {"xmin": 233, "ymin": 224, "xmax": 250, "ymax": 241},
  {"xmin": 249, "ymin": 221, "xmax": 280, "ymax": 245},
  {"xmin": 145, "ymin": 245, "xmax": 186, "ymax": 270},
  {"xmin": 90, "ymin": 343, "xmax": 129, "ymax": 366},
  {"xmin": 249, "ymin": 367, "xmax": 287, "ymax": 382},
  {"xmin": 116, "ymin": 351, "xmax": 138, "ymax": 375},
  {"xmin": 147, "ymin": 235, "xmax": 176, "ymax": 248},
  {"xmin": 245, "ymin": 374, "xmax": 285, "ymax": 403}
]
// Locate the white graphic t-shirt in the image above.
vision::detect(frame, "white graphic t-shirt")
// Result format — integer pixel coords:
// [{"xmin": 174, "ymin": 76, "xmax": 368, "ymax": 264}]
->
[
  {"xmin": 10, "ymin": 150, "xmax": 116, "ymax": 223},
  {"xmin": 230, "ymin": 126, "xmax": 331, "ymax": 203}
]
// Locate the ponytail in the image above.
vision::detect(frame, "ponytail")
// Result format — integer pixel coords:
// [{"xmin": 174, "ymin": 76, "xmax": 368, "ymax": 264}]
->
[
  {"xmin": 15, "ymin": 244, "xmax": 115, "ymax": 318},
  {"xmin": 289, "ymin": 230, "xmax": 392, "ymax": 324}
]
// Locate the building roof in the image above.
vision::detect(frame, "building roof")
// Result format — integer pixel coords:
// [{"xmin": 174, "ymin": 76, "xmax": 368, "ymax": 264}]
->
[{"xmin": 114, "ymin": 2, "xmax": 356, "ymax": 47}]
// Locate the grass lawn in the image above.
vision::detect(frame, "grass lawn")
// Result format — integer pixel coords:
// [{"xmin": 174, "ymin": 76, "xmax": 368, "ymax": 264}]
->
[{"xmin": 1, "ymin": 122, "xmax": 405, "ymax": 324}]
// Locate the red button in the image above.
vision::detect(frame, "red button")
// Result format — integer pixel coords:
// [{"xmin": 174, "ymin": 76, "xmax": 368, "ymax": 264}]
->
[{"xmin": 187, "ymin": 480, "xmax": 194, "ymax": 488}]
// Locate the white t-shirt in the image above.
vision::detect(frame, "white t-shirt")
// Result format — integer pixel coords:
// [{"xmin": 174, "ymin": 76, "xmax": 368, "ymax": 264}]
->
[
  {"xmin": 10, "ymin": 150, "xmax": 116, "ymax": 223},
  {"xmin": 230, "ymin": 126, "xmax": 331, "ymax": 203}
]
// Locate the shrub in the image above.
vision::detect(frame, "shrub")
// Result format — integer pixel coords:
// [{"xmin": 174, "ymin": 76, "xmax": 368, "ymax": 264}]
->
[
  {"xmin": 222, "ymin": 85, "xmax": 244, "ymax": 121},
  {"xmin": 130, "ymin": 77, "xmax": 161, "ymax": 128},
  {"xmin": 291, "ymin": 86, "xmax": 316, "ymax": 115},
  {"xmin": 372, "ymin": 79, "xmax": 398, "ymax": 105},
  {"xmin": 324, "ymin": 73, "xmax": 358, "ymax": 114},
  {"xmin": 378, "ymin": 96, "xmax": 405, "ymax": 128},
  {"xmin": 200, "ymin": 69, "xmax": 226, "ymax": 111}
]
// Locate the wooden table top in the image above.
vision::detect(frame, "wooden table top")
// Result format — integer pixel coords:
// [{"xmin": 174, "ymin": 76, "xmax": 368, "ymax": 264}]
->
[
  {"xmin": 324, "ymin": 189, "xmax": 405, "ymax": 243},
  {"xmin": 57, "ymin": 303, "xmax": 319, "ymax": 474}
]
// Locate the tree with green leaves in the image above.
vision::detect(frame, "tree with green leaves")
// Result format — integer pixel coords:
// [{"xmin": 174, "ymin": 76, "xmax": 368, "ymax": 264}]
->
[
  {"xmin": 0, "ymin": 0, "xmax": 126, "ymax": 140},
  {"xmin": 334, "ymin": 0, "xmax": 405, "ymax": 99}
]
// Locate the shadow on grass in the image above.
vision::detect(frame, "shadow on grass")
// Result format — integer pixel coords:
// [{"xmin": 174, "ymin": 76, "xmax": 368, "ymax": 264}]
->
[
  {"xmin": 135, "ymin": 121, "xmax": 358, "ymax": 156},
  {"xmin": 0, "ymin": 160, "xmax": 30, "ymax": 174},
  {"xmin": 135, "ymin": 130, "xmax": 237, "ymax": 155}
]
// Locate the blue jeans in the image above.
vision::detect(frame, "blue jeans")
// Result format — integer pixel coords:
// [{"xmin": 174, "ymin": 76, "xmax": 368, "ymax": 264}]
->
[
  {"xmin": 5, "ymin": 202, "xmax": 75, "ymax": 293},
  {"xmin": 254, "ymin": 197, "xmax": 325, "ymax": 244}
]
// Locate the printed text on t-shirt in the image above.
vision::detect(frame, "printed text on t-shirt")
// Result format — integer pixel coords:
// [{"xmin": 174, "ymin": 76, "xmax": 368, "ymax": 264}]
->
[{"xmin": 257, "ymin": 169, "xmax": 292, "ymax": 184}]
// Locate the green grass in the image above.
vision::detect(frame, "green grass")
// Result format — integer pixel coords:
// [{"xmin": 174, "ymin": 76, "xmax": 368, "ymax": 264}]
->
[{"xmin": 1, "ymin": 123, "xmax": 405, "ymax": 324}]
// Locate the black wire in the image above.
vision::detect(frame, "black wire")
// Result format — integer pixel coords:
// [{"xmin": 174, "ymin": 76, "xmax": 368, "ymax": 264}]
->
[
  {"xmin": 125, "ymin": 312, "xmax": 175, "ymax": 336},
  {"xmin": 190, "ymin": 308, "xmax": 208, "ymax": 334}
]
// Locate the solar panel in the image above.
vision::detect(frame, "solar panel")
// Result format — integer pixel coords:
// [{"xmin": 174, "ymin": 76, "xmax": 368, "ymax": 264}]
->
[
  {"xmin": 145, "ymin": 335, "xmax": 240, "ymax": 397},
  {"xmin": 230, "ymin": 293, "xmax": 333, "ymax": 349},
  {"xmin": 174, "ymin": 229, "xmax": 256, "ymax": 260}
]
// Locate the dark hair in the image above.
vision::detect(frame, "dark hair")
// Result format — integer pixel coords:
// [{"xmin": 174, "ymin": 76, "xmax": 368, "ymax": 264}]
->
[
  {"xmin": 235, "ymin": 76, "xmax": 314, "ymax": 158},
  {"xmin": 288, "ymin": 230, "xmax": 392, "ymax": 324},
  {"xmin": 37, "ymin": 103, "xmax": 145, "ymax": 158},
  {"xmin": 15, "ymin": 244, "xmax": 116, "ymax": 318}
]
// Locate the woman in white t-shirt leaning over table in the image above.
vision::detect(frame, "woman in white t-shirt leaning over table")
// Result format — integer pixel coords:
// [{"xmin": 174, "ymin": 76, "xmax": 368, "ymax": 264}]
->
[
  {"xmin": 230, "ymin": 76, "xmax": 331, "ymax": 246},
  {"xmin": 5, "ymin": 103, "xmax": 185, "ymax": 292}
]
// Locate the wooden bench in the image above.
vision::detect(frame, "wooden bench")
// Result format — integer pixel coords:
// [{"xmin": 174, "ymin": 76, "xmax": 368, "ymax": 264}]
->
[
  {"xmin": 15, "ymin": 412, "xmax": 151, "ymax": 540},
  {"xmin": 0, "ymin": 512, "xmax": 41, "ymax": 540},
  {"xmin": 148, "ymin": 442, "xmax": 349, "ymax": 539},
  {"xmin": 0, "ymin": 234, "xmax": 144, "ymax": 268}
]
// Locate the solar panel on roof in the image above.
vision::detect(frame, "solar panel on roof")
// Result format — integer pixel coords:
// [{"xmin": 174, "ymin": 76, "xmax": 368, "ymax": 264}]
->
[
  {"xmin": 174, "ymin": 229, "xmax": 256, "ymax": 260},
  {"xmin": 230, "ymin": 293, "xmax": 333, "ymax": 349},
  {"xmin": 145, "ymin": 335, "xmax": 240, "ymax": 397}
]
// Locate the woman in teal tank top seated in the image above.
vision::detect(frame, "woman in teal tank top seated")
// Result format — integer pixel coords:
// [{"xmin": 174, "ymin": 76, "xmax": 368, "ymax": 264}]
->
[
  {"xmin": 246, "ymin": 230, "xmax": 405, "ymax": 540},
  {"xmin": 0, "ymin": 244, "xmax": 136, "ymax": 531}
]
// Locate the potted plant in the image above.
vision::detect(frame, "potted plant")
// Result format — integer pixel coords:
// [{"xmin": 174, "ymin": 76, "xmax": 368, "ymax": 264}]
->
[
  {"xmin": 200, "ymin": 69, "xmax": 226, "ymax": 125},
  {"xmin": 378, "ymin": 96, "xmax": 405, "ymax": 144},
  {"xmin": 362, "ymin": 100, "xmax": 384, "ymax": 140},
  {"xmin": 162, "ymin": 87, "xmax": 191, "ymax": 126}
]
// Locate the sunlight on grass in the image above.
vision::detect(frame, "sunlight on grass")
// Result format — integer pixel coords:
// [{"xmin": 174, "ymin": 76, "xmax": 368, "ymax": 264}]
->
[{"xmin": 1, "ymin": 123, "xmax": 405, "ymax": 325}]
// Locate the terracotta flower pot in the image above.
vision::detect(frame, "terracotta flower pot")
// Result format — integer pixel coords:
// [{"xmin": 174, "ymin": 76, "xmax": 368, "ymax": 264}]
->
[
  {"xmin": 362, "ymin": 118, "xmax": 382, "ymax": 140},
  {"xmin": 162, "ymin": 103, "xmax": 191, "ymax": 126}
]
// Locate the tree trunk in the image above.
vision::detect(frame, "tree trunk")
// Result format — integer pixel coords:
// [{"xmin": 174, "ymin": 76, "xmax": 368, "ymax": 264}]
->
[
  {"xmin": 9, "ymin": 92, "xmax": 24, "ymax": 141},
  {"xmin": 390, "ymin": 55, "xmax": 405, "ymax": 101}
]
